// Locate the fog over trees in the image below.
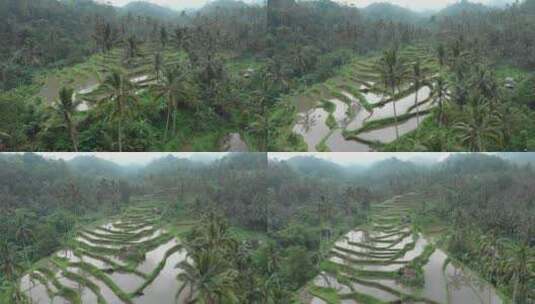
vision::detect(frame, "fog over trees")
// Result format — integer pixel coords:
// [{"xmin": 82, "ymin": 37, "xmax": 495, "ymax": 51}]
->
[{"xmin": 0, "ymin": 152, "xmax": 533, "ymax": 303}]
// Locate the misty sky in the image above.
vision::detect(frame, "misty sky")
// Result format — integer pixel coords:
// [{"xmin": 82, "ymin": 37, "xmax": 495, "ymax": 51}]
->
[
  {"xmin": 270, "ymin": 152, "xmax": 453, "ymax": 166},
  {"xmin": 33, "ymin": 152, "xmax": 228, "ymax": 166},
  {"xmin": 96, "ymin": 0, "xmax": 512, "ymax": 11},
  {"xmin": 10, "ymin": 152, "xmax": 454, "ymax": 167}
]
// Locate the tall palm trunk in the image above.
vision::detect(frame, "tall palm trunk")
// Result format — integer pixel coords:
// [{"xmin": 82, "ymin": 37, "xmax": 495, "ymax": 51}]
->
[
  {"xmin": 118, "ymin": 118, "xmax": 123, "ymax": 152},
  {"xmin": 164, "ymin": 92, "xmax": 173, "ymax": 141},
  {"xmin": 164, "ymin": 105, "xmax": 170, "ymax": 141},
  {"xmin": 172, "ymin": 104, "xmax": 177, "ymax": 136},
  {"xmin": 118, "ymin": 94, "xmax": 124, "ymax": 152},
  {"xmin": 64, "ymin": 113, "xmax": 78, "ymax": 152},
  {"xmin": 414, "ymin": 84, "xmax": 420, "ymax": 127},
  {"xmin": 392, "ymin": 82, "xmax": 400, "ymax": 140}
]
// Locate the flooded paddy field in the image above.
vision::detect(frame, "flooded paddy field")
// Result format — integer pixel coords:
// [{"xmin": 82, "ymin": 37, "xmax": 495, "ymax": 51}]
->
[
  {"xmin": 19, "ymin": 204, "xmax": 194, "ymax": 304},
  {"xmin": 305, "ymin": 194, "xmax": 505, "ymax": 304},
  {"xmin": 35, "ymin": 44, "xmax": 184, "ymax": 113},
  {"xmin": 290, "ymin": 45, "xmax": 440, "ymax": 151}
]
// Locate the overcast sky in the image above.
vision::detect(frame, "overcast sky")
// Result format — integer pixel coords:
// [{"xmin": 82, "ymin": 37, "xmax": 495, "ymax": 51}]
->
[
  {"xmin": 96, "ymin": 0, "xmax": 513, "ymax": 11},
  {"xmin": 269, "ymin": 152, "xmax": 453, "ymax": 166},
  {"xmin": 33, "ymin": 152, "xmax": 228, "ymax": 166},
  {"xmin": 15, "ymin": 152, "xmax": 451, "ymax": 167}
]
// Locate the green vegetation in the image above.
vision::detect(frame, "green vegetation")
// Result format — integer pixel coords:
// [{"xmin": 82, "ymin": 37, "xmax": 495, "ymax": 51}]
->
[{"xmin": 5, "ymin": 0, "xmax": 535, "ymax": 152}]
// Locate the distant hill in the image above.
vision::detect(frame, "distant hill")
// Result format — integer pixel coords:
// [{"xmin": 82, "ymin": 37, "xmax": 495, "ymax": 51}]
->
[
  {"xmin": 284, "ymin": 156, "xmax": 344, "ymax": 179},
  {"xmin": 522, "ymin": 0, "xmax": 535, "ymax": 11},
  {"xmin": 488, "ymin": 0, "xmax": 516, "ymax": 8},
  {"xmin": 407, "ymin": 154, "xmax": 446, "ymax": 167},
  {"xmin": 495, "ymin": 152, "xmax": 535, "ymax": 166},
  {"xmin": 121, "ymin": 1, "xmax": 179, "ymax": 19},
  {"xmin": 68, "ymin": 155, "xmax": 125, "ymax": 177},
  {"xmin": 440, "ymin": 153, "xmax": 508, "ymax": 174},
  {"xmin": 143, "ymin": 155, "xmax": 198, "ymax": 176},
  {"xmin": 361, "ymin": 2, "xmax": 424, "ymax": 23},
  {"xmin": 367, "ymin": 157, "xmax": 420, "ymax": 177},
  {"xmin": 437, "ymin": 0, "xmax": 492, "ymax": 16},
  {"xmin": 199, "ymin": 0, "xmax": 250, "ymax": 14}
]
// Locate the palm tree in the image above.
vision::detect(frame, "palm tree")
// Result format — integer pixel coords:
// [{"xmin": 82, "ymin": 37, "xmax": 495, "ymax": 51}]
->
[
  {"xmin": 175, "ymin": 214, "xmax": 238, "ymax": 304},
  {"xmin": 126, "ymin": 35, "xmax": 137, "ymax": 60},
  {"xmin": 57, "ymin": 87, "xmax": 79, "ymax": 151},
  {"xmin": 173, "ymin": 27, "xmax": 185, "ymax": 50},
  {"xmin": 437, "ymin": 44, "xmax": 446, "ymax": 68},
  {"xmin": 453, "ymin": 101, "xmax": 502, "ymax": 151},
  {"xmin": 249, "ymin": 112, "xmax": 272, "ymax": 152},
  {"xmin": 176, "ymin": 249, "xmax": 238, "ymax": 304},
  {"xmin": 258, "ymin": 274, "xmax": 287, "ymax": 304},
  {"xmin": 154, "ymin": 53, "xmax": 162, "ymax": 82},
  {"xmin": 160, "ymin": 26, "xmax": 168, "ymax": 48},
  {"xmin": 198, "ymin": 213, "xmax": 236, "ymax": 252},
  {"xmin": 0, "ymin": 240, "xmax": 22, "ymax": 282},
  {"xmin": 100, "ymin": 70, "xmax": 139, "ymax": 151},
  {"xmin": 499, "ymin": 241, "xmax": 532, "ymax": 304},
  {"xmin": 470, "ymin": 64, "xmax": 499, "ymax": 103},
  {"xmin": 14, "ymin": 209, "xmax": 35, "ymax": 267},
  {"xmin": 434, "ymin": 75, "xmax": 448, "ymax": 126},
  {"xmin": 0, "ymin": 241, "xmax": 24, "ymax": 303},
  {"xmin": 379, "ymin": 47, "xmax": 406, "ymax": 140},
  {"xmin": 152, "ymin": 66, "xmax": 195, "ymax": 140},
  {"xmin": 412, "ymin": 60, "xmax": 423, "ymax": 127},
  {"xmin": 478, "ymin": 233, "xmax": 499, "ymax": 283}
]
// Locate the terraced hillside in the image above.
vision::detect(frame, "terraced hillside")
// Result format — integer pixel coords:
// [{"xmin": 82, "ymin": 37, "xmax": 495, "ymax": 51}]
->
[
  {"xmin": 19, "ymin": 205, "xmax": 193, "ymax": 304},
  {"xmin": 36, "ymin": 42, "xmax": 185, "ymax": 111},
  {"xmin": 292, "ymin": 45, "xmax": 443, "ymax": 152},
  {"xmin": 304, "ymin": 194, "xmax": 505, "ymax": 304}
]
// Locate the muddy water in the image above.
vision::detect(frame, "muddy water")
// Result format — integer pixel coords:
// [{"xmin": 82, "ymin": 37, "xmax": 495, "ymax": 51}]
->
[
  {"xmin": 398, "ymin": 237, "xmax": 428, "ymax": 261},
  {"xmin": 294, "ymin": 85, "xmax": 433, "ymax": 151},
  {"xmin": 57, "ymin": 273, "xmax": 99, "ymax": 303},
  {"xmin": 445, "ymin": 262, "xmax": 503, "ymax": 304},
  {"xmin": 137, "ymin": 238, "xmax": 179, "ymax": 274},
  {"xmin": 132, "ymin": 229, "xmax": 163, "ymax": 243},
  {"xmin": 323, "ymin": 98, "xmax": 372, "ymax": 151},
  {"xmin": 38, "ymin": 75, "xmax": 99, "ymax": 105},
  {"xmin": 362, "ymin": 91, "xmax": 384, "ymax": 104},
  {"xmin": 293, "ymin": 107, "xmax": 330, "ymax": 152},
  {"xmin": 325, "ymin": 129, "xmax": 371, "ymax": 152},
  {"xmin": 358, "ymin": 114, "xmax": 429, "ymax": 144},
  {"xmin": 20, "ymin": 274, "xmax": 52, "ymax": 304},
  {"xmin": 367, "ymin": 86, "xmax": 431, "ymax": 122},
  {"xmin": 221, "ymin": 133, "xmax": 249, "ymax": 152},
  {"xmin": 108, "ymin": 271, "xmax": 144, "ymax": 293},
  {"xmin": 421, "ymin": 249, "xmax": 503, "ymax": 304},
  {"xmin": 416, "ymin": 241, "xmax": 504, "ymax": 303},
  {"xmin": 329, "ymin": 99, "xmax": 349, "ymax": 125},
  {"xmin": 345, "ymin": 106, "xmax": 372, "ymax": 132},
  {"xmin": 134, "ymin": 250, "xmax": 188, "ymax": 303},
  {"xmin": 350, "ymin": 281, "xmax": 399, "ymax": 301},
  {"xmin": 38, "ymin": 76, "xmax": 62, "ymax": 104},
  {"xmin": 85, "ymin": 274, "xmax": 124, "ymax": 304},
  {"xmin": 76, "ymin": 235, "xmax": 121, "ymax": 249},
  {"xmin": 81, "ymin": 255, "xmax": 109, "ymax": 269}
]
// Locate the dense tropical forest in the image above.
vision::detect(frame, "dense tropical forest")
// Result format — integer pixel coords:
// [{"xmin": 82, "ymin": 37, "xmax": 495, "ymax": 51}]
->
[
  {"xmin": 1, "ymin": 0, "xmax": 534, "ymax": 151},
  {"xmin": 1, "ymin": 152, "xmax": 533, "ymax": 303}
]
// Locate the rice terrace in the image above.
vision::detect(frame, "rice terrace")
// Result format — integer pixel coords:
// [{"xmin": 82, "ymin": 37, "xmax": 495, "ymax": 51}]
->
[
  {"xmin": 291, "ymin": 44, "xmax": 439, "ymax": 152},
  {"xmin": 1, "ymin": 152, "xmax": 534, "ymax": 303},
  {"xmin": 1, "ymin": 0, "xmax": 535, "ymax": 152},
  {"xmin": 19, "ymin": 202, "xmax": 193, "ymax": 304},
  {"xmin": 306, "ymin": 194, "xmax": 504, "ymax": 304}
]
